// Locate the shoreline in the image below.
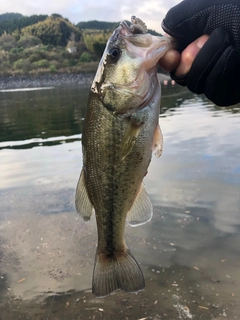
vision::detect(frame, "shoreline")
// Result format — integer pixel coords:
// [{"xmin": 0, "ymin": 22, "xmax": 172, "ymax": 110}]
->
[
  {"xmin": 0, "ymin": 73, "xmax": 95, "ymax": 90},
  {"xmin": 0, "ymin": 73, "xmax": 171, "ymax": 90}
]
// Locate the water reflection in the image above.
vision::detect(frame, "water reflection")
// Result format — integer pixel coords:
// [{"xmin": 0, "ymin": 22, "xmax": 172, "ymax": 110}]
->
[
  {"xmin": 1, "ymin": 83, "xmax": 239, "ymax": 150},
  {"xmin": 0, "ymin": 81, "xmax": 240, "ymax": 319},
  {"xmin": 0, "ymin": 86, "xmax": 88, "ymax": 147}
]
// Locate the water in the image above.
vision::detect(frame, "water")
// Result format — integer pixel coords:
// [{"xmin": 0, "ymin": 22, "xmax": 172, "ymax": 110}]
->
[{"xmin": 0, "ymin": 82, "xmax": 240, "ymax": 320}]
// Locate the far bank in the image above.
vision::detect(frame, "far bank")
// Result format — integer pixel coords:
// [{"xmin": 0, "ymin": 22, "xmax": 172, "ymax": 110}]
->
[{"xmin": 0, "ymin": 73, "xmax": 171, "ymax": 90}]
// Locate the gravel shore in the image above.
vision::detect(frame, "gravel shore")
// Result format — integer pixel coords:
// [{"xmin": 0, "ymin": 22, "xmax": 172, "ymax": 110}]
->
[
  {"xmin": 0, "ymin": 73, "xmax": 95, "ymax": 89},
  {"xmin": 0, "ymin": 72, "xmax": 171, "ymax": 90}
]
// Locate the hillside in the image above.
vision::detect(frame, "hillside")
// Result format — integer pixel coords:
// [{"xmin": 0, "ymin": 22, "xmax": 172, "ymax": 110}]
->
[
  {"xmin": 21, "ymin": 15, "xmax": 82, "ymax": 46},
  {"xmin": 0, "ymin": 14, "xmax": 48, "ymax": 35},
  {"xmin": 77, "ymin": 20, "xmax": 119, "ymax": 30},
  {"xmin": 0, "ymin": 14, "xmax": 92, "ymax": 75},
  {"xmin": 0, "ymin": 12, "xmax": 23, "ymax": 22},
  {"xmin": 77, "ymin": 19, "xmax": 162, "ymax": 36},
  {"xmin": 0, "ymin": 13, "xmax": 162, "ymax": 75}
]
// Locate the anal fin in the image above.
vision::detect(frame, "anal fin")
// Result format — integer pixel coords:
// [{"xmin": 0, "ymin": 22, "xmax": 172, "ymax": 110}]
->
[
  {"xmin": 152, "ymin": 123, "xmax": 163, "ymax": 158},
  {"xmin": 75, "ymin": 169, "xmax": 94, "ymax": 221},
  {"xmin": 127, "ymin": 183, "xmax": 153, "ymax": 227}
]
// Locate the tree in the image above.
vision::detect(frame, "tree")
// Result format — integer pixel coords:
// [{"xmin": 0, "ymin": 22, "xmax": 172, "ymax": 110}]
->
[
  {"xmin": 76, "ymin": 20, "xmax": 119, "ymax": 30},
  {"xmin": 21, "ymin": 16, "xmax": 82, "ymax": 46},
  {"xmin": 0, "ymin": 14, "xmax": 48, "ymax": 36},
  {"xmin": 79, "ymin": 52, "xmax": 92, "ymax": 62},
  {"xmin": 0, "ymin": 13, "xmax": 23, "ymax": 22},
  {"xmin": 0, "ymin": 33, "xmax": 16, "ymax": 51},
  {"xmin": 83, "ymin": 31, "xmax": 110, "ymax": 58},
  {"xmin": 17, "ymin": 35, "xmax": 42, "ymax": 48}
]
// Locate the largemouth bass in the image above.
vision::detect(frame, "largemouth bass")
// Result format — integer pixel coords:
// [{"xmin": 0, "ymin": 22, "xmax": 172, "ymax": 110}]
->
[{"xmin": 75, "ymin": 16, "xmax": 174, "ymax": 297}]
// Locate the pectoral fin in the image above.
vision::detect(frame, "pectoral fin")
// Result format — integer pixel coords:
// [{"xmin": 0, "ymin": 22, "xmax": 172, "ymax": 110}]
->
[
  {"xmin": 75, "ymin": 169, "xmax": 94, "ymax": 221},
  {"xmin": 120, "ymin": 114, "xmax": 144, "ymax": 161},
  {"xmin": 152, "ymin": 123, "xmax": 163, "ymax": 158},
  {"xmin": 120, "ymin": 125, "xmax": 141, "ymax": 161},
  {"xmin": 127, "ymin": 183, "xmax": 153, "ymax": 227}
]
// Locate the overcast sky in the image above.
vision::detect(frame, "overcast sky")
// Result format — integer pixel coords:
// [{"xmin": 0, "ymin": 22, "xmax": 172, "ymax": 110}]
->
[{"xmin": 0, "ymin": 0, "xmax": 182, "ymax": 33}]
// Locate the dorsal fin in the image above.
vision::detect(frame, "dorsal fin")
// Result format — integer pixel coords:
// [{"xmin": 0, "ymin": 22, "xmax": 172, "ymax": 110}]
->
[{"xmin": 131, "ymin": 16, "xmax": 148, "ymax": 34}]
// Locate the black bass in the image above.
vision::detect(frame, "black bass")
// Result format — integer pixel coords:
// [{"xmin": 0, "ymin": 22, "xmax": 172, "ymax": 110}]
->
[{"xmin": 75, "ymin": 16, "xmax": 174, "ymax": 297}]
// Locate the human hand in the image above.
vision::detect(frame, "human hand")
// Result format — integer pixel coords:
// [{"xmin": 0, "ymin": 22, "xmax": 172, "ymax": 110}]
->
[
  {"xmin": 160, "ymin": 0, "xmax": 240, "ymax": 106},
  {"xmin": 159, "ymin": 35, "xmax": 209, "ymax": 75}
]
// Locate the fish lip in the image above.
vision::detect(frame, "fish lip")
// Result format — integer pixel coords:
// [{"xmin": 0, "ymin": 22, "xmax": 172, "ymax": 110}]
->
[
  {"xmin": 119, "ymin": 21, "xmax": 132, "ymax": 36},
  {"xmin": 108, "ymin": 27, "xmax": 120, "ymax": 46},
  {"xmin": 107, "ymin": 22, "xmax": 134, "ymax": 53},
  {"xmin": 108, "ymin": 21, "xmax": 132, "ymax": 46}
]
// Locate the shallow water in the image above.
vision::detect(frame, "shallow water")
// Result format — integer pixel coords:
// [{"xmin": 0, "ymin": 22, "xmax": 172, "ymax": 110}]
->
[{"xmin": 0, "ymin": 81, "xmax": 240, "ymax": 320}]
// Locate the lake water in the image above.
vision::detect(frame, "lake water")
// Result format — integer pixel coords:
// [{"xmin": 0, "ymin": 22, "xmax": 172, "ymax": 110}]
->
[{"xmin": 0, "ymin": 80, "xmax": 240, "ymax": 320}]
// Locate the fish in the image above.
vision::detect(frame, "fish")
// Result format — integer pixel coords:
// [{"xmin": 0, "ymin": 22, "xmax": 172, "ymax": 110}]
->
[{"xmin": 75, "ymin": 16, "xmax": 174, "ymax": 297}]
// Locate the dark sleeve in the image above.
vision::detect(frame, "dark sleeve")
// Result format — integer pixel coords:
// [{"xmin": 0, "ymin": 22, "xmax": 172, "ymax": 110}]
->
[{"xmin": 162, "ymin": 0, "xmax": 240, "ymax": 106}]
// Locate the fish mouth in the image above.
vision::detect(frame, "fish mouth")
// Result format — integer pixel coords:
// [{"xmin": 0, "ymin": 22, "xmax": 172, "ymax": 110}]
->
[
  {"xmin": 119, "ymin": 21, "xmax": 133, "ymax": 37},
  {"xmin": 120, "ymin": 16, "xmax": 148, "ymax": 36},
  {"xmin": 108, "ymin": 16, "xmax": 152, "ymax": 54},
  {"xmin": 112, "ymin": 16, "xmax": 148, "ymax": 42},
  {"xmin": 103, "ymin": 18, "xmax": 163, "ymax": 113},
  {"xmin": 95, "ymin": 17, "xmax": 172, "ymax": 115},
  {"xmin": 107, "ymin": 21, "xmax": 133, "ymax": 46}
]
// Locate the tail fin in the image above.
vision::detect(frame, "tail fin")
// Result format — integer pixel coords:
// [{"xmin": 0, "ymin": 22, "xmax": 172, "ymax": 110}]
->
[{"xmin": 92, "ymin": 249, "xmax": 145, "ymax": 297}]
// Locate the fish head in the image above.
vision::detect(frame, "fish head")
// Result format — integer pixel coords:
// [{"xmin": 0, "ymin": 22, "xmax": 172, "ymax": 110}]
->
[{"xmin": 92, "ymin": 16, "xmax": 173, "ymax": 115}]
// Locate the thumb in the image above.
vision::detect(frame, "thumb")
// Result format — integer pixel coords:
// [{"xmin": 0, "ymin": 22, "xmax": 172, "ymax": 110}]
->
[{"xmin": 175, "ymin": 35, "xmax": 209, "ymax": 76}]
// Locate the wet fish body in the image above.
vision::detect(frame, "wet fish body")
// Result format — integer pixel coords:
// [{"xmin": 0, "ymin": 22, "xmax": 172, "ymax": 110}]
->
[{"xmin": 75, "ymin": 17, "xmax": 173, "ymax": 297}]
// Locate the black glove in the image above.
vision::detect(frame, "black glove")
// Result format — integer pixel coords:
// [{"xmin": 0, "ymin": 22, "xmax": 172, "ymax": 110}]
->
[{"xmin": 162, "ymin": 0, "xmax": 240, "ymax": 106}]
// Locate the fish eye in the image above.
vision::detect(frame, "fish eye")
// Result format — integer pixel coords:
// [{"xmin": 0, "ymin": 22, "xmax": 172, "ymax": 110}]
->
[{"xmin": 108, "ymin": 47, "xmax": 121, "ymax": 61}]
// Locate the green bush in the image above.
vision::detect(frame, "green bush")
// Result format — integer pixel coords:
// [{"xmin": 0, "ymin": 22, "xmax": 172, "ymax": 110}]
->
[
  {"xmin": 62, "ymin": 51, "xmax": 72, "ymax": 59},
  {"xmin": 49, "ymin": 59, "xmax": 61, "ymax": 69},
  {"xmin": 48, "ymin": 51, "xmax": 63, "ymax": 62},
  {"xmin": 33, "ymin": 59, "xmax": 50, "ymax": 68},
  {"xmin": 43, "ymin": 44, "xmax": 54, "ymax": 51},
  {"xmin": 9, "ymin": 52, "xmax": 20, "ymax": 63},
  {"xmin": 0, "ymin": 34, "xmax": 16, "ymax": 51},
  {"xmin": 68, "ymin": 58, "xmax": 77, "ymax": 66},
  {"xmin": 29, "ymin": 52, "xmax": 44, "ymax": 62},
  {"xmin": 0, "ymin": 58, "xmax": 11, "ymax": 73},
  {"xmin": 62, "ymin": 59, "xmax": 70, "ymax": 67},
  {"xmin": 20, "ymin": 48, "xmax": 41, "ymax": 60},
  {"xmin": 76, "ymin": 41, "xmax": 87, "ymax": 55},
  {"xmin": 49, "ymin": 65, "xmax": 56, "ymax": 73},
  {"xmin": 14, "ymin": 59, "xmax": 24, "ymax": 69},
  {"xmin": 79, "ymin": 51, "xmax": 92, "ymax": 62},
  {"xmin": 9, "ymin": 47, "xmax": 23, "ymax": 54},
  {"xmin": 14, "ymin": 59, "xmax": 32, "ymax": 72},
  {"xmin": 17, "ymin": 35, "xmax": 42, "ymax": 49}
]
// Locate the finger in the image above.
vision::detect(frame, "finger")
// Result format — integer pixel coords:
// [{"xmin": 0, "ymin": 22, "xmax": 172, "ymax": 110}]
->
[
  {"xmin": 175, "ymin": 35, "xmax": 209, "ymax": 76},
  {"xmin": 186, "ymin": 28, "xmax": 232, "ymax": 94},
  {"xmin": 159, "ymin": 49, "xmax": 180, "ymax": 72},
  {"xmin": 204, "ymin": 46, "xmax": 238, "ymax": 106}
]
